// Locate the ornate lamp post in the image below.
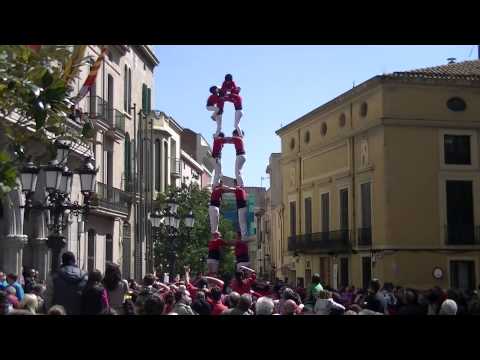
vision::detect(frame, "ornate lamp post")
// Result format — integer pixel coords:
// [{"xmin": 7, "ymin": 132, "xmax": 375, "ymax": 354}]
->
[
  {"xmin": 149, "ymin": 197, "xmax": 195, "ymax": 279},
  {"xmin": 20, "ymin": 141, "xmax": 97, "ymax": 273}
]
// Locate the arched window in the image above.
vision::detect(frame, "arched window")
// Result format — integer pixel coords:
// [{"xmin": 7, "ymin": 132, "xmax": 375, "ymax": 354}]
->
[
  {"xmin": 87, "ymin": 229, "xmax": 96, "ymax": 272},
  {"xmin": 124, "ymin": 65, "xmax": 128, "ymax": 112}
]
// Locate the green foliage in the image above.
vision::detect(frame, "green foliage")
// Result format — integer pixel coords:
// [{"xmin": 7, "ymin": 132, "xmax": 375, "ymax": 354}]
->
[
  {"xmin": 153, "ymin": 184, "xmax": 236, "ymax": 277},
  {"xmin": 0, "ymin": 151, "xmax": 17, "ymax": 197},
  {"xmin": 0, "ymin": 45, "xmax": 91, "ymax": 198}
]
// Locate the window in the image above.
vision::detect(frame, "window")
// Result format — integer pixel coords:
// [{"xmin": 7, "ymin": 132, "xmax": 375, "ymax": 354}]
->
[
  {"xmin": 290, "ymin": 138, "xmax": 295, "ymax": 150},
  {"xmin": 142, "ymin": 84, "xmax": 148, "ymax": 113},
  {"xmin": 447, "ymin": 97, "xmax": 466, "ymax": 112},
  {"xmin": 147, "ymin": 87, "xmax": 152, "ymax": 113},
  {"xmin": 87, "ymin": 229, "xmax": 96, "ymax": 272},
  {"xmin": 444, "ymin": 135, "xmax": 471, "ymax": 165},
  {"xmin": 122, "ymin": 223, "xmax": 131, "ymax": 279},
  {"xmin": 340, "ymin": 188, "xmax": 349, "ymax": 230},
  {"xmin": 450, "ymin": 260, "xmax": 475, "ymax": 290},
  {"xmin": 339, "ymin": 113, "xmax": 346, "ymax": 127},
  {"xmin": 304, "ymin": 197, "xmax": 312, "ymax": 234},
  {"xmin": 107, "ymin": 74, "xmax": 114, "ymax": 123},
  {"xmin": 362, "ymin": 257, "xmax": 371, "ymax": 290},
  {"xmin": 340, "ymin": 258, "xmax": 349, "ymax": 288},
  {"xmin": 446, "ymin": 180, "xmax": 474, "ymax": 244},
  {"xmin": 321, "ymin": 122, "xmax": 327, "ymax": 136},
  {"xmin": 124, "ymin": 65, "xmax": 128, "ymax": 112},
  {"xmin": 106, "ymin": 234, "xmax": 113, "ymax": 263},
  {"xmin": 360, "ymin": 102, "xmax": 368, "ymax": 117},
  {"xmin": 289, "ymin": 201, "xmax": 296, "ymax": 236},
  {"xmin": 361, "ymin": 183, "xmax": 371, "ymax": 228},
  {"xmin": 128, "ymin": 69, "xmax": 132, "ymax": 114},
  {"xmin": 124, "ymin": 134, "xmax": 131, "ymax": 191},
  {"xmin": 321, "ymin": 193, "xmax": 329, "ymax": 232},
  {"xmin": 155, "ymin": 140, "xmax": 161, "ymax": 192},
  {"xmin": 304, "ymin": 131, "xmax": 310, "ymax": 144}
]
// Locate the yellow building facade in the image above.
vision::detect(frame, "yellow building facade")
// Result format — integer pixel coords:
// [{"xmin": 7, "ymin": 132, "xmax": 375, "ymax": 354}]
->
[{"xmin": 276, "ymin": 60, "xmax": 480, "ymax": 291}]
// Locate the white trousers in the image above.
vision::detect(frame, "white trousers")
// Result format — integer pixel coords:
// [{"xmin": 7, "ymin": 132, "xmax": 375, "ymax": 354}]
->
[
  {"xmin": 209, "ymin": 205, "xmax": 220, "ymax": 234},
  {"xmin": 234, "ymin": 110, "xmax": 243, "ymax": 135},
  {"xmin": 207, "ymin": 259, "xmax": 220, "ymax": 274},
  {"xmin": 238, "ymin": 206, "xmax": 248, "ymax": 241},
  {"xmin": 235, "ymin": 154, "xmax": 246, "ymax": 187},
  {"xmin": 207, "ymin": 105, "xmax": 223, "ymax": 136},
  {"xmin": 213, "ymin": 158, "xmax": 222, "ymax": 187}
]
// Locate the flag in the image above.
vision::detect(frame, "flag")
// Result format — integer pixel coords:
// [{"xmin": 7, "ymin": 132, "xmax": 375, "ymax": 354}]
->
[{"xmin": 74, "ymin": 47, "xmax": 107, "ymax": 104}]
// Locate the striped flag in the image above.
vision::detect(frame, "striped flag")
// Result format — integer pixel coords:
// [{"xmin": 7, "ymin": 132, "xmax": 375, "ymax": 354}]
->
[{"xmin": 74, "ymin": 47, "xmax": 107, "ymax": 104}]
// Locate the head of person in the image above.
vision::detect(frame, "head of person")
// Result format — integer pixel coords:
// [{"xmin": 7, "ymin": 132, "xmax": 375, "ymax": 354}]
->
[
  {"xmin": 104, "ymin": 262, "xmax": 122, "ymax": 291},
  {"xmin": 237, "ymin": 294, "xmax": 252, "ymax": 312},
  {"xmin": 209, "ymin": 85, "xmax": 218, "ymax": 94},
  {"xmin": 225, "ymin": 74, "xmax": 233, "ymax": 82},
  {"xmin": 6, "ymin": 286, "xmax": 16, "ymax": 297},
  {"xmin": 174, "ymin": 290, "xmax": 186, "ymax": 303},
  {"xmin": 405, "ymin": 289, "xmax": 418, "ymax": 305},
  {"xmin": 0, "ymin": 272, "xmax": 5, "ymax": 283},
  {"xmin": 255, "ymin": 296, "xmax": 274, "ymax": 315},
  {"xmin": 196, "ymin": 291, "xmax": 206, "ymax": 301},
  {"xmin": 369, "ymin": 279, "xmax": 381, "ymax": 294},
  {"xmin": 235, "ymin": 270, "xmax": 244, "ymax": 283},
  {"xmin": 363, "ymin": 294, "xmax": 382, "ymax": 313},
  {"xmin": 216, "ymin": 132, "xmax": 225, "ymax": 139},
  {"xmin": 283, "ymin": 299, "xmax": 298, "ymax": 315},
  {"xmin": 87, "ymin": 270, "xmax": 103, "ymax": 285},
  {"xmin": 32, "ymin": 284, "xmax": 46, "ymax": 298},
  {"xmin": 227, "ymin": 291, "xmax": 240, "ymax": 308},
  {"xmin": 48, "ymin": 305, "xmax": 66, "ymax": 315},
  {"xmin": 383, "ymin": 282, "xmax": 394, "ymax": 292},
  {"xmin": 61, "ymin": 251, "xmax": 76, "ymax": 267},
  {"xmin": 144, "ymin": 295, "xmax": 165, "ymax": 315},
  {"xmin": 164, "ymin": 291, "xmax": 175, "ymax": 305},
  {"xmin": 21, "ymin": 294, "xmax": 38, "ymax": 314},
  {"xmin": 143, "ymin": 274, "xmax": 155, "ymax": 287},
  {"xmin": 317, "ymin": 289, "xmax": 332, "ymax": 300},
  {"xmin": 439, "ymin": 299, "xmax": 458, "ymax": 315},
  {"xmin": 6, "ymin": 274, "xmax": 17, "ymax": 285},
  {"xmin": 312, "ymin": 273, "xmax": 321, "ymax": 285},
  {"xmin": 210, "ymin": 286, "xmax": 222, "ymax": 302}
]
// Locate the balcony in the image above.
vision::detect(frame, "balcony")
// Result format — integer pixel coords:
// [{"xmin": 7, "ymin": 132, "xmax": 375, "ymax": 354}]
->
[
  {"xmin": 87, "ymin": 96, "xmax": 109, "ymax": 122},
  {"xmin": 288, "ymin": 230, "xmax": 352, "ymax": 254},
  {"xmin": 170, "ymin": 158, "xmax": 181, "ymax": 178},
  {"xmin": 93, "ymin": 182, "xmax": 130, "ymax": 215},
  {"xmin": 445, "ymin": 225, "xmax": 480, "ymax": 245},
  {"xmin": 113, "ymin": 109, "xmax": 125, "ymax": 133},
  {"xmin": 357, "ymin": 227, "xmax": 372, "ymax": 247}
]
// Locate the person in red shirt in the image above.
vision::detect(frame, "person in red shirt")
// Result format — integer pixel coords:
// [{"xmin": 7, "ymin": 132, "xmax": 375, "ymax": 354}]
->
[
  {"xmin": 231, "ymin": 180, "xmax": 248, "ymax": 240},
  {"xmin": 211, "ymin": 133, "xmax": 228, "ymax": 187},
  {"xmin": 206, "ymin": 86, "xmax": 224, "ymax": 137},
  {"xmin": 209, "ymin": 180, "xmax": 235, "ymax": 234},
  {"xmin": 208, "ymin": 286, "xmax": 228, "ymax": 315},
  {"xmin": 230, "ymin": 266, "xmax": 256, "ymax": 295},
  {"xmin": 225, "ymin": 130, "xmax": 246, "ymax": 188},
  {"xmin": 220, "ymin": 74, "xmax": 243, "ymax": 135},
  {"xmin": 207, "ymin": 231, "xmax": 227, "ymax": 276},
  {"xmin": 184, "ymin": 267, "xmax": 224, "ymax": 301},
  {"xmin": 234, "ymin": 231, "xmax": 251, "ymax": 269}
]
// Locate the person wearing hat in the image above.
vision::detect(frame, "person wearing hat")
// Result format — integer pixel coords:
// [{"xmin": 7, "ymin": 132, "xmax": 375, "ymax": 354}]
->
[
  {"xmin": 172, "ymin": 288, "xmax": 196, "ymax": 315},
  {"xmin": 220, "ymin": 74, "xmax": 243, "ymax": 135},
  {"xmin": 439, "ymin": 299, "xmax": 458, "ymax": 315},
  {"xmin": 206, "ymin": 85, "xmax": 224, "ymax": 137}
]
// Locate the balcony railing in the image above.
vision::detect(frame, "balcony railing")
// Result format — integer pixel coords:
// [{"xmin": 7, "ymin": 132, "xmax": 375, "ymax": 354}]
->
[
  {"xmin": 445, "ymin": 225, "xmax": 480, "ymax": 245},
  {"xmin": 95, "ymin": 182, "xmax": 130, "ymax": 214},
  {"xmin": 170, "ymin": 158, "xmax": 181, "ymax": 178},
  {"xmin": 288, "ymin": 230, "xmax": 352, "ymax": 254},
  {"xmin": 114, "ymin": 109, "xmax": 125, "ymax": 133},
  {"xmin": 88, "ymin": 96, "xmax": 108, "ymax": 121},
  {"xmin": 357, "ymin": 227, "xmax": 372, "ymax": 247}
]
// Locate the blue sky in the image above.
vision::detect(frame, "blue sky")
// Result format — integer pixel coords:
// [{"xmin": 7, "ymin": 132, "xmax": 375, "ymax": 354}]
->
[{"xmin": 152, "ymin": 45, "xmax": 477, "ymax": 188}]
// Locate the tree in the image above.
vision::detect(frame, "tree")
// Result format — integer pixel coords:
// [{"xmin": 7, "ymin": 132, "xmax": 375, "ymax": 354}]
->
[
  {"xmin": 0, "ymin": 45, "xmax": 91, "ymax": 197},
  {"xmin": 153, "ymin": 184, "xmax": 236, "ymax": 277}
]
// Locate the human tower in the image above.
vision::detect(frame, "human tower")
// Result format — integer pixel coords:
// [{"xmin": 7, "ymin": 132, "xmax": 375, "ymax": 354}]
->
[{"xmin": 205, "ymin": 74, "xmax": 253, "ymax": 276}]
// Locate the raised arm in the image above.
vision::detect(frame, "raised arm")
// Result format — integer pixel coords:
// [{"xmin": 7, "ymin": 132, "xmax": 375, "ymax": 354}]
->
[{"xmin": 204, "ymin": 276, "xmax": 224, "ymax": 288}]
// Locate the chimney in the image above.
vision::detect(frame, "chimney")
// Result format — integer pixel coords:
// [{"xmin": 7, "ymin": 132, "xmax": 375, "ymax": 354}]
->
[{"xmin": 447, "ymin": 57, "xmax": 456, "ymax": 64}]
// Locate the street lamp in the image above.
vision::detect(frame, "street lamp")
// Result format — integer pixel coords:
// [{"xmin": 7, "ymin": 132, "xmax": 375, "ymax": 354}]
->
[
  {"xmin": 20, "ymin": 142, "xmax": 97, "ymax": 273},
  {"xmin": 149, "ymin": 198, "xmax": 195, "ymax": 278}
]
